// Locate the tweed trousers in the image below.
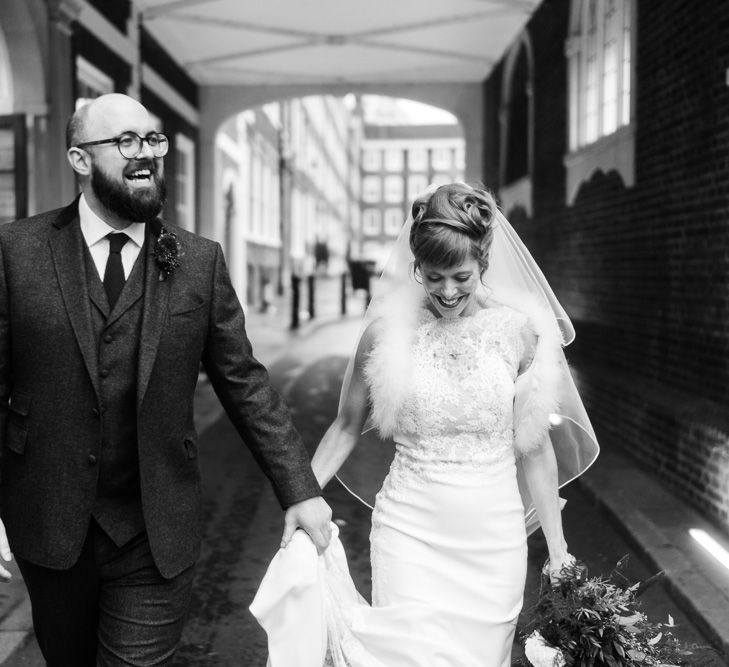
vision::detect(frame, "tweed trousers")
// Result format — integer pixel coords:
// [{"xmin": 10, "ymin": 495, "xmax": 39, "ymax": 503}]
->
[{"xmin": 16, "ymin": 520, "xmax": 195, "ymax": 666}]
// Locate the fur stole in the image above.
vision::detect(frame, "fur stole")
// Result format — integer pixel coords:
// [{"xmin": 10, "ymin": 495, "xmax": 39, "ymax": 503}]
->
[
  {"xmin": 495, "ymin": 288, "xmax": 565, "ymax": 456},
  {"xmin": 364, "ymin": 284, "xmax": 565, "ymax": 455},
  {"xmin": 363, "ymin": 281, "xmax": 422, "ymax": 438}
]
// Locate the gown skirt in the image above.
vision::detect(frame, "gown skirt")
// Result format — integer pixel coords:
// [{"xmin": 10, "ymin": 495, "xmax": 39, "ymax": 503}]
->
[
  {"xmin": 351, "ymin": 446, "xmax": 529, "ymax": 667},
  {"xmin": 251, "ymin": 444, "xmax": 529, "ymax": 667}
]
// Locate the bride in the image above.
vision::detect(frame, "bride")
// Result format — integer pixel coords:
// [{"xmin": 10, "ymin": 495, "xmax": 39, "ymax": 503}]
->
[{"xmin": 252, "ymin": 182, "xmax": 599, "ymax": 666}]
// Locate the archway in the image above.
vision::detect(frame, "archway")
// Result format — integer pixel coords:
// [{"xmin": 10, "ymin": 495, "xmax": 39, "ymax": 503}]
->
[
  {"xmin": 198, "ymin": 82, "xmax": 483, "ymax": 241},
  {"xmin": 206, "ymin": 92, "xmax": 466, "ymax": 308}
]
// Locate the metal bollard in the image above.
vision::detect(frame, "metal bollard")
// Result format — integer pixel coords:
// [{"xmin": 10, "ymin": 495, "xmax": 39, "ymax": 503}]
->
[
  {"xmin": 290, "ymin": 275, "xmax": 300, "ymax": 330},
  {"xmin": 307, "ymin": 275, "xmax": 315, "ymax": 320}
]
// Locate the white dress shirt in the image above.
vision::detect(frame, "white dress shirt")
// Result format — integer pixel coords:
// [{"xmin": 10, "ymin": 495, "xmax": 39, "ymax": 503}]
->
[{"xmin": 78, "ymin": 194, "xmax": 146, "ymax": 280}]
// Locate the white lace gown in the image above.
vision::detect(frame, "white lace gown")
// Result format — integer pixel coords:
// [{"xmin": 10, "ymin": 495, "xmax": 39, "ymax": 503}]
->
[{"xmin": 253, "ymin": 306, "xmax": 530, "ymax": 667}]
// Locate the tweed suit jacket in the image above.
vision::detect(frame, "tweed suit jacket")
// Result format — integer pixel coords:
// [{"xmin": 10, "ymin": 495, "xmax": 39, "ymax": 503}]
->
[{"xmin": 0, "ymin": 199, "xmax": 321, "ymax": 578}]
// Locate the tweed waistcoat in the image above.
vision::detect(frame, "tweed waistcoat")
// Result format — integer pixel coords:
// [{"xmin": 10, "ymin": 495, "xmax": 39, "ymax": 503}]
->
[{"xmin": 84, "ymin": 242, "xmax": 146, "ymax": 546}]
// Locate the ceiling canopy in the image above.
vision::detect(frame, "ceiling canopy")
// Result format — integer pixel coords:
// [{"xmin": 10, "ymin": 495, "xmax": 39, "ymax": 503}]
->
[{"xmin": 138, "ymin": 0, "xmax": 540, "ymax": 86}]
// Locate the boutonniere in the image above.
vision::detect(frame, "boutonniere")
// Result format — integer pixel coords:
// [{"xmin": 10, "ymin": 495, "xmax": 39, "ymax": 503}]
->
[{"xmin": 152, "ymin": 224, "xmax": 182, "ymax": 281}]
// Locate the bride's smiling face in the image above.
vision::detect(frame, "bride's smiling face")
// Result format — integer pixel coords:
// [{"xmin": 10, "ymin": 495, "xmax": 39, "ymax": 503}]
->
[{"xmin": 420, "ymin": 258, "xmax": 482, "ymax": 319}]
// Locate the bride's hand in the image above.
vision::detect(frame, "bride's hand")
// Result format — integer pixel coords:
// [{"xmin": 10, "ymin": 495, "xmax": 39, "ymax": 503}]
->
[{"xmin": 543, "ymin": 553, "xmax": 584, "ymax": 586}]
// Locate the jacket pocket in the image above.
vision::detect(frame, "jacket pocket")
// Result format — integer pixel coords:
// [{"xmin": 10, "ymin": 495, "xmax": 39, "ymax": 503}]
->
[
  {"xmin": 183, "ymin": 438, "xmax": 198, "ymax": 460},
  {"xmin": 170, "ymin": 298, "xmax": 207, "ymax": 317},
  {"xmin": 4, "ymin": 392, "xmax": 31, "ymax": 454},
  {"xmin": 8, "ymin": 392, "xmax": 32, "ymax": 417}
]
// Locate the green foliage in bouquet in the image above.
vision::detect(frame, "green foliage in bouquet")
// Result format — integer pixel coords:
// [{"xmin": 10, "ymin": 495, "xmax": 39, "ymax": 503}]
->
[{"xmin": 520, "ymin": 556, "xmax": 715, "ymax": 667}]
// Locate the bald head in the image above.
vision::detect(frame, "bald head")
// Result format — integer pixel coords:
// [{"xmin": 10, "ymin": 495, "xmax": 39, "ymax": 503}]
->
[{"xmin": 66, "ymin": 94, "xmax": 152, "ymax": 149}]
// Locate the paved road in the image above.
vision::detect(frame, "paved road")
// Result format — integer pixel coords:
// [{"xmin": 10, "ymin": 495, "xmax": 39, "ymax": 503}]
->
[{"xmin": 5, "ymin": 316, "xmax": 723, "ymax": 665}]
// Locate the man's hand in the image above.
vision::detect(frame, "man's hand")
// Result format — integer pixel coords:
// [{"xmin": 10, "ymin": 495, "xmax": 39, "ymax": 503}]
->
[
  {"xmin": 281, "ymin": 496, "xmax": 332, "ymax": 555},
  {"xmin": 0, "ymin": 520, "xmax": 12, "ymax": 582}
]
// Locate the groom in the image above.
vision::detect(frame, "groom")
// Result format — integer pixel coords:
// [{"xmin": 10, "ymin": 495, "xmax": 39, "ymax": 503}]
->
[{"xmin": 0, "ymin": 93, "xmax": 331, "ymax": 665}]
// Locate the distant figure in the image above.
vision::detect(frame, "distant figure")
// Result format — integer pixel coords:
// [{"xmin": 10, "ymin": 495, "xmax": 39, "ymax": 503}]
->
[
  {"xmin": 253, "ymin": 182, "xmax": 599, "ymax": 666},
  {"xmin": 0, "ymin": 93, "xmax": 331, "ymax": 666}
]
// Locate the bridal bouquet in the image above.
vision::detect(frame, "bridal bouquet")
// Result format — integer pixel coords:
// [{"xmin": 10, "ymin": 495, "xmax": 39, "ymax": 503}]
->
[{"xmin": 520, "ymin": 556, "xmax": 712, "ymax": 667}]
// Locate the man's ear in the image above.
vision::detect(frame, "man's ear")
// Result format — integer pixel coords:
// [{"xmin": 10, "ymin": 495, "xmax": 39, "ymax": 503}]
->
[{"xmin": 67, "ymin": 147, "xmax": 92, "ymax": 176}]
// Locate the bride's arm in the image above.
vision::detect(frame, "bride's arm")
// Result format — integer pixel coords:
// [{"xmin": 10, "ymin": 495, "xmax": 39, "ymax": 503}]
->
[
  {"xmin": 520, "ymin": 440, "xmax": 572, "ymax": 574},
  {"xmin": 516, "ymin": 323, "xmax": 573, "ymax": 580},
  {"xmin": 311, "ymin": 324, "xmax": 375, "ymax": 489}
]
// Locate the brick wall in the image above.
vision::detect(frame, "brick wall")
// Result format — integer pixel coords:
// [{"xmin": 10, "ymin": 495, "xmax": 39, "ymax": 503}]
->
[{"xmin": 484, "ymin": 0, "xmax": 729, "ymax": 529}]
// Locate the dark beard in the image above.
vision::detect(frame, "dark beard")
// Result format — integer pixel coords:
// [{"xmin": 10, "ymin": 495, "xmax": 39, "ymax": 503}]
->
[{"xmin": 91, "ymin": 163, "xmax": 167, "ymax": 222}]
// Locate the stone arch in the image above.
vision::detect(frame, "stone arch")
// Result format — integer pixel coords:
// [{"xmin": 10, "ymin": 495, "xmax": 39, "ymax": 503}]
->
[
  {"xmin": 0, "ymin": 0, "xmax": 46, "ymax": 114},
  {"xmin": 0, "ymin": 26, "xmax": 14, "ymax": 114},
  {"xmin": 198, "ymin": 82, "xmax": 482, "ymax": 238}
]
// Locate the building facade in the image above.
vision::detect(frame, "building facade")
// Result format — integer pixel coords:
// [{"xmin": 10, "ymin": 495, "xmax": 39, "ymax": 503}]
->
[
  {"xmin": 215, "ymin": 96, "xmax": 362, "ymax": 309},
  {"xmin": 483, "ymin": 0, "xmax": 729, "ymax": 532},
  {"xmin": 356, "ymin": 124, "xmax": 465, "ymax": 269},
  {"xmin": 0, "ymin": 0, "xmax": 198, "ymax": 229}
]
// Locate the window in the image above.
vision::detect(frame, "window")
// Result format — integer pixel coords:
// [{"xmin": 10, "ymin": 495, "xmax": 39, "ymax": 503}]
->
[
  {"xmin": 431, "ymin": 147, "xmax": 451, "ymax": 171},
  {"xmin": 407, "ymin": 174, "xmax": 429, "ymax": 202},
  {"xmin": 565, "ymin": 0, "xmax": 635, "ymax": 204},
  {"xmin": 250, "ymin": 144, "xmax": 262, "ymax": 235},
  {"xmin": 567, "ymin": 0, "xmax": 633, "ymax": 149},
  {"xmin": 362, "ymin": 175, "xmax": 381, "ymax": 203},
  {"xmin": 362, "ymin": 208, "xmax": 381, "ymax": 235},
  {"xmin": 362, "ymin": 148, "xmax": 381, "ymax": 172},
  {"xmin": 384, "ymin": 175, "xmax": 403, "ymax": 203},
  {"xmin": 0, "ymin": 115, "xmax": 27, "ymax": 223},
  {"xmin": 384, "ymin": 208, "xmax": 403, "ymax": 235},
  {"xmin": 75, "ymin": 56, "xmax": 113, "ymax": 110},
  {"xmin": 407, "ymin": 148, "xmax": 428, "ymax": 172},
  {"xmin": 454, "ymin": 146, "xmax": 465, "ymax": 171},
  {"xmin": 174, "ymin": 134, "xmax": 196, "ymax": 232},
  {"xmin": 384, "ymin": 148, "xmax": 404, "ymax": 172}
]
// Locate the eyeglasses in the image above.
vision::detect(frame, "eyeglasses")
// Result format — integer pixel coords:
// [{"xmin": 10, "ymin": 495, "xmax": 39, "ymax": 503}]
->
[{"xmin": 75, "ymin": 132, "xmax": 169, "ymax": 159}]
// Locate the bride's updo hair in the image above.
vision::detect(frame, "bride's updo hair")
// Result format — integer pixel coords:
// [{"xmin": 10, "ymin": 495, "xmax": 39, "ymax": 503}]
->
[{"xmin": 409, "ymin": 182, "xmax": 497, "ymax": 273}]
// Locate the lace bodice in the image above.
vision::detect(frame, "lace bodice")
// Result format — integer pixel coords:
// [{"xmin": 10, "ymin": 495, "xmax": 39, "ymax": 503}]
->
[{"xmin": 392, "ymin": 306, "xmax": 527, "ymax": 469}]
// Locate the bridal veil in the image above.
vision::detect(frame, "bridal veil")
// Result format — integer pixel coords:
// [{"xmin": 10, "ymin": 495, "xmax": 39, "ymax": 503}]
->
[{"xmin": 335, "ymin": 183, "xmax": 599, "ymax": 533}]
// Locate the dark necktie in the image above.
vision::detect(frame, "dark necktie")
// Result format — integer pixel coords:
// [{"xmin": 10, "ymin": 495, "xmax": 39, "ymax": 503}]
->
[{"xmin": 103, "ymin": 233, "xmax": 129, "ymax": 309}]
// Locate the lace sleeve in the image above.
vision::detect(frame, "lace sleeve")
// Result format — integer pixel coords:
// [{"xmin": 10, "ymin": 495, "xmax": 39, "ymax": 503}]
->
[{"xmin": 496, "ymin": 307, "xmax": 535, "ymax": 376}]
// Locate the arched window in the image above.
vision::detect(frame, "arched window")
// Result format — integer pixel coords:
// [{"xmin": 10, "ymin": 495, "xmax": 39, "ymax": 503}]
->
[
  {"xmin": 499, "ymin": 33, "xmax": 534, "ymax": 217},
  {"xmin": 565, "ymin": 0, "xmax": 635, "ymax": 204},
  {"xmin": 504, "ymin": 46, "xmax": 530, "ymax": 184}
]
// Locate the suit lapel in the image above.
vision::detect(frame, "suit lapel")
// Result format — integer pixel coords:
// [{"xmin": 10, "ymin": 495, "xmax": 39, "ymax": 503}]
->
[
  {"xmin": 137, "ymin": 223, "xmax": 171, "ymax": 405},
  {"xmin": 49, "ymin": 208, "xmax": 100, "ymax": 398}
]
